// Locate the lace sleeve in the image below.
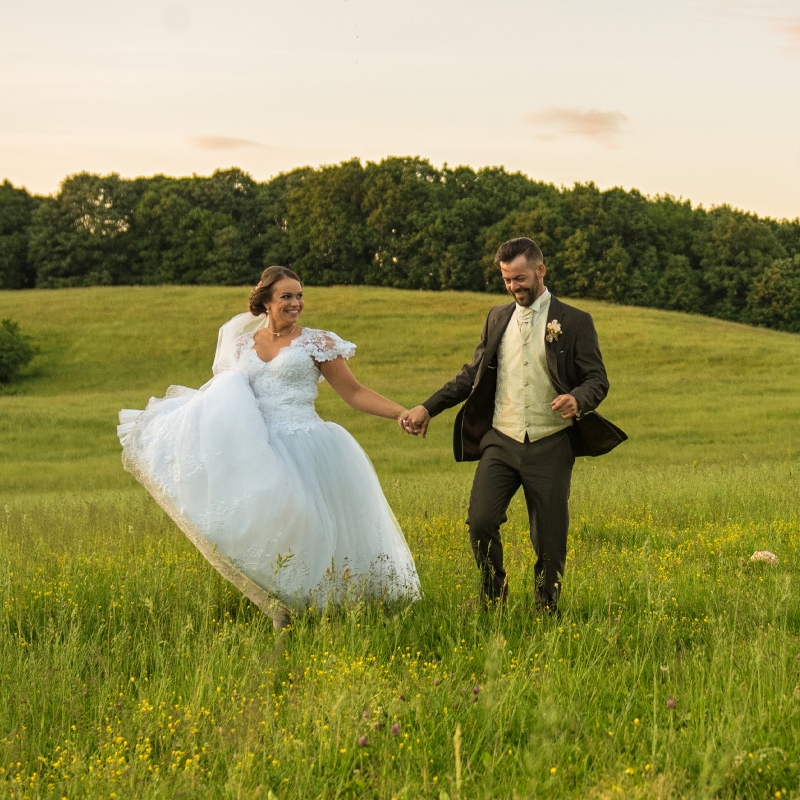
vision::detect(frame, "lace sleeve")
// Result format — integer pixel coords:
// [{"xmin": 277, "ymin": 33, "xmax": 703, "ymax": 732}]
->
[{"xmin": 303, "ymin": 329, "xmax": 357, "ymax": 363}]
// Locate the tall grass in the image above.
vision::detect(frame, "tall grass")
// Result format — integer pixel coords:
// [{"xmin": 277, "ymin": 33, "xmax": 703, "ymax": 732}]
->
[{"xmin": 2, "ymin": 286, "xmax": 800, "ymax": 798}]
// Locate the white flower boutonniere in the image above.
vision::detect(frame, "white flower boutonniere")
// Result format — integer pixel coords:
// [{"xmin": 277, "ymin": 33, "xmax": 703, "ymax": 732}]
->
[{"xmin": 545, "ymin": 320, "xmax": 562, "ymax": 343}]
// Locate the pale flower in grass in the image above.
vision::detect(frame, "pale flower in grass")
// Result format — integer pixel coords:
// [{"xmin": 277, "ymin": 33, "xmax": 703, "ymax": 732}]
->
[
  {"xmin": 546, "ymin": 319, "xmax": 562, "ymax": 343},
  {"xmin": 750, "ymin": 550, "xmax": 778, "ymax": 565}
]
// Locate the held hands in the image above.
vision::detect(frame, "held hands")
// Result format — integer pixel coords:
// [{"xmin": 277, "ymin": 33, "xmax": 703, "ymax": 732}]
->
[
  {"xmin": 551, "ymin": 394, "xmax": 579, "ymax": 419},
  {"xmin": 398, "ymin": 405, "xmax": 431, "ymax": 437}
]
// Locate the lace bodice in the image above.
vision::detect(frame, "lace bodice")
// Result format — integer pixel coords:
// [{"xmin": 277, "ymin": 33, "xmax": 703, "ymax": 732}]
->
[{"xmin": 234, "ymin": 327, "xmax": 356, "ymax": 434}]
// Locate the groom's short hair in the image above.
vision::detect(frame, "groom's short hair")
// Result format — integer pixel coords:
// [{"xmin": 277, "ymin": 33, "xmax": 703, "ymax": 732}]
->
[{"xmin": 494, "ymin": 237, "xmax": 544, "ymax": 269}]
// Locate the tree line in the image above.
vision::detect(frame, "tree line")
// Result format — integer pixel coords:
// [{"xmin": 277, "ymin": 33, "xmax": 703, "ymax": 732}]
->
[{"xmin": 2, "ymin": 157, "xmax": 799, "ymax": 331}]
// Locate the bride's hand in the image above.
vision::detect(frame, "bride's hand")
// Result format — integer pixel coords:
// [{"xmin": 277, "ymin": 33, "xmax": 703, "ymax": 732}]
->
[
  {"xmin": 401, "ymin": 405, "xmax": 431, "ymax": 438},
  {"xmin": 398, "ymin": 410, "xmax": 415, "ymax": 435}
]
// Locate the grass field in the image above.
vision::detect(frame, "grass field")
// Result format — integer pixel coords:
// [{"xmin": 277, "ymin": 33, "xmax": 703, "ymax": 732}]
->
[{"xmin": 2, "ymin": 285, "xmax": 800, "ymax": 799}]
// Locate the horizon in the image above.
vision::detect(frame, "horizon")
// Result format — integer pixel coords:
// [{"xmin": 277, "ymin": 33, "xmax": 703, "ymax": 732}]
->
[{"xmin": 4, "ymin": 156, "xmax": 800, "ymax": 223}]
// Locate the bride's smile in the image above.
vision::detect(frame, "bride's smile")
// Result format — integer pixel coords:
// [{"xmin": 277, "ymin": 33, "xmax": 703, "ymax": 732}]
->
[{"xmin": 266, "ymin": 279, "xmax": 304, "ymax": 333}]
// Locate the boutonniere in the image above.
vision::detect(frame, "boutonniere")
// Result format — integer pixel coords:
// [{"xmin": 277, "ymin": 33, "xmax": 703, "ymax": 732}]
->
[{"xmin": 545, "ymin": 320, "xmax": 562, "ymax": 343}]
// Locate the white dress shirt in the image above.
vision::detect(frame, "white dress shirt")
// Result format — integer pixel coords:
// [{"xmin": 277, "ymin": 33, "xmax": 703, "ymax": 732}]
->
[{"xmin": 492, "ymin": 289, "xmax": 571, "ymax": 444}]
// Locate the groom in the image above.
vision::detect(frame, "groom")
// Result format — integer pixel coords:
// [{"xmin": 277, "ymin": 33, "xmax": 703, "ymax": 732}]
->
[{"xmin": 402, "ymin": 237, "xmax": 626, "ymax": 611}]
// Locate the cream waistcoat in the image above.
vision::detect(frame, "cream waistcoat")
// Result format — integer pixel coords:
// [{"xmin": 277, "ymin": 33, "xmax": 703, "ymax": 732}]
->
[{"xmin": 492, "ymin": 290, "xmax": 571, "ymax": 443}]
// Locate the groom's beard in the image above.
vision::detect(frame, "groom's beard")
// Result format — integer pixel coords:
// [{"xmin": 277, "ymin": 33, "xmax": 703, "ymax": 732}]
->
[{"xmin": 511, "ymin": 276, "xmax": 540, "ymax": 307}]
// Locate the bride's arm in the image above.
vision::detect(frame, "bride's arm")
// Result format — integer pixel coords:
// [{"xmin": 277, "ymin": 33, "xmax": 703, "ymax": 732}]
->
[{"xmin": 318, "ymin": 357, "xmax": 406, "ymax": 420}]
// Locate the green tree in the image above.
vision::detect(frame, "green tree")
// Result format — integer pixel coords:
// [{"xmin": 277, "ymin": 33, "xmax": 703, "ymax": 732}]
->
[
  {"xmin": 286, "ymin": 159, "xmax": 371, "ymax": 285},
  {"xmin": 0, "ymin": 319, "xmax": 36, "ymax": 383},
  {"xmin": 0, "ymin": 181, "xmax": 38, "ymax": 289},
  {"xmin": 361, "ymin": 156, "xmax": 442, "ymax": 288},
  {"xmin": 693, "ymin": 206, "xmax": 785, "ymax": 322},
  {"xmin": 254, "ymin": 167, "xmax": 312, "ymax": 269},
  {"xmin": 746, "ymin": 255, "xmax": 800, "ymax": 332},
  {"xmin": 129, "ymin": 171, "xmax": 260, "ymax": 285},
  {"xmin": 29, "ymin": 173, "xmax": 138, "ymax": 287}
]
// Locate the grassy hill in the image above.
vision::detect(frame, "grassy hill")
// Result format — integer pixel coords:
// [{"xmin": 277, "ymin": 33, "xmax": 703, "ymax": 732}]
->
[
  {"xmin": 2, "ymin": 286, "xmax": 800, "ymax": 799},
  {"xmin": 2, "ymin": 284, "xmax": 800, "ymax": 496}
]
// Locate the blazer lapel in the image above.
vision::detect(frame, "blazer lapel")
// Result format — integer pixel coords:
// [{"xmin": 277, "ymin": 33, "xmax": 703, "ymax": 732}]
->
[
  {"xmin": 544, "ymin": 296, "xmax": 567, "ymax": 393},
  {"xmin": 478, "ymin": 303, "xmax": 515, "ymax": 381}
]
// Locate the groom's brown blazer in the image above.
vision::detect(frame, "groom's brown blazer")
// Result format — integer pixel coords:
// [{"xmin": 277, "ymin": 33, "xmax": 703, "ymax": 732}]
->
[{"xmin": 422, "ymin": 296, "xmax": 627, "ymax": 461}]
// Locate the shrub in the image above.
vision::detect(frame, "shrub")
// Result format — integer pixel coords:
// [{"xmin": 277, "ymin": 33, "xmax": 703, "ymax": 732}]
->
[
  {"xmin": 0, "ymin": 318, "xmax": 36, "ymax": 383},
  {"xmin": 746, "ymin": 255, "xmax": 800, "ymax": 332}
]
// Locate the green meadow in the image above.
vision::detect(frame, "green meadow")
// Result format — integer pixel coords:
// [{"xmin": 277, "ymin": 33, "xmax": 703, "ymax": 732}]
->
[{"xmin": 2, "ymin": 285, "xmax": 800, "ymax": 799}]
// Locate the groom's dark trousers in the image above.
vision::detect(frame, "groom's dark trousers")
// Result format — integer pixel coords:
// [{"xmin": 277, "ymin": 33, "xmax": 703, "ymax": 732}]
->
[
  {"xmin": 421, "ymin": 296, "xmax": 626, "ymax": 608},
  {"xmin": 469, "ymin": 427, "xmax": 573, "ymax": 604}
]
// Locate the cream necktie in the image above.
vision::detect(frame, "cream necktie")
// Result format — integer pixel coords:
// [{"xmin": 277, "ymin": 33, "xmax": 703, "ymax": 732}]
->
[{"xmin": 518, "ymin": 306, "xmax": 534, "ymax": 340}]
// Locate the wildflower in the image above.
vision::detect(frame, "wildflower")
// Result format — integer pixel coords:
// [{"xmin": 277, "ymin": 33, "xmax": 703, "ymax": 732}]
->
[
  {"xmin": 362, "ymin": 710, "xmax": 370, "ymax": 719},
  {"xmin": 550, "ymin": 767, "xmax": 557, "ymax": 775},
  {"xmin": 391, "ymin": 723, "xmax": 400, "ymax": 735},
  {"xmin": 666, "ymin": 697, "xmax": 677, "ymax": 709},
  {"xmin": 434, "ymin": 678, "xmax": 440, "ymax": 686},
  {"xmin": 472, "ymin": 685, "xmax": 480, "ymax": 695},
  {"xmin": 357, "ymin": 736, "xmax": 368, "ymax": 747}
]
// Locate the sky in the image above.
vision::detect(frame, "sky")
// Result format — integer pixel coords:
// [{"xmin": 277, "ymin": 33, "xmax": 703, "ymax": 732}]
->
[{"xmin": 1, "ymin": 0, "xmax": 799, "ymax": 220}]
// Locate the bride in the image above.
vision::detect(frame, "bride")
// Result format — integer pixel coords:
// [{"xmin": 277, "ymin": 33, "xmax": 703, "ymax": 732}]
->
[{"xmin": 118, "ymin": 266, "xmax": 420, "ymax": 628}]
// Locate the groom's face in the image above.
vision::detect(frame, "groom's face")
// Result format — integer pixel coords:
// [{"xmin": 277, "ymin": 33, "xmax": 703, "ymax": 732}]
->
[{"xmin": 500, "ymin": 255, "xmax": 546, "ymax": 307}]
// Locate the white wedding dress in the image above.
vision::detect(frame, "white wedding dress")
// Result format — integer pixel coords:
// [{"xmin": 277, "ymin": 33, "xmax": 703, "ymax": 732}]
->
[{"xmin": 118, "ymin": 318, "xmax": 420, "ymax": 611}]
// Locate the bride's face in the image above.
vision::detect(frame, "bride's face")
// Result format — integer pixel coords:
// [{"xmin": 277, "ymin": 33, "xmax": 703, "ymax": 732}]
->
[{"xmin": 265, "ymin": 277, "xmax": 304, "ymax": 326}]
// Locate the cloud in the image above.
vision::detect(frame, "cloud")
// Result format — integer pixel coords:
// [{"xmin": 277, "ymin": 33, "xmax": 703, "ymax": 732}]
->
[
  {"xmin": 525, "ymin": 107, "xmax": 627, "ymax": 147},
  {"xmin": 705, "ymin": 1, "xmax": 800, "ymax": 53},
  {"xmin": 186, "ymin": 136, "xmax": 266, "ymax": 151},
  {"xmin": 774, "ymin": 17, "xmax": 800, "ymax": 47}
]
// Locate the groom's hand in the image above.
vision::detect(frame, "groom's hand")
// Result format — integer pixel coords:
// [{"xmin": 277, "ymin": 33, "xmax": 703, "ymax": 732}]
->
[
  {"xmin": 551, "ymin": 394, "xmax": 579, "ymax": 419},
  {"xmin": 402, "ymin": 405, "xmax": 431, "ymax": 437}
]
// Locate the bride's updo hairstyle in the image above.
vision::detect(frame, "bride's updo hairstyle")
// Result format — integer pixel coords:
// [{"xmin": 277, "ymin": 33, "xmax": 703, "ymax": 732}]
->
[{"xmin": 248, "ymin": 266, "xmax": 302, "ymax": 316}]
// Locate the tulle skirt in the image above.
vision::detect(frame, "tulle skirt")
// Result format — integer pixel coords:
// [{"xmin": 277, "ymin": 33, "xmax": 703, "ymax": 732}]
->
[{"xmin": 118, "ymin": 370, "xmax": 420, "ymax": 610}]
